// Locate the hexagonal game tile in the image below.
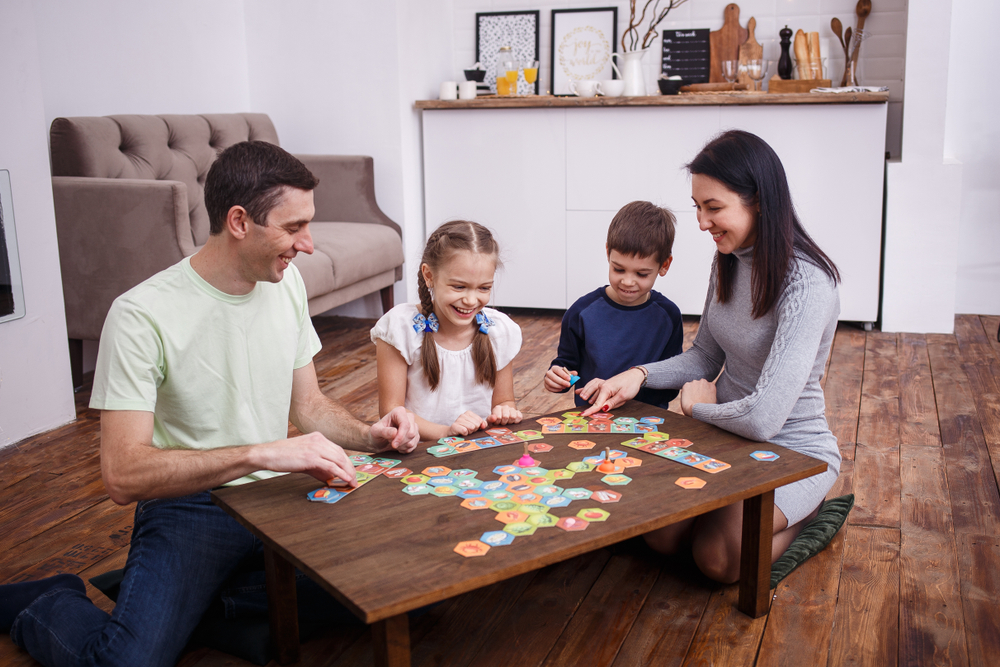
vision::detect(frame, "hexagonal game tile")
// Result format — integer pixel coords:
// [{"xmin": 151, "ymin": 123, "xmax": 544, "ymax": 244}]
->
[
  {"xmin": 430, "ymin": 486, "xmax": 460, "ymax": 497},
  {"xmin": 428, "ymin": 476, "xmax": 457, "ymax": 487},
  {"xmin": 518, "ymin": 502, "xmax": 550, "ymax": 515},
  {"xmin": 454, "ymin": 478, "xmax": 483, "ymax": 490},
  {"xmin": 640, "ymin": 416, "xmax": 665, "ymax": 424},
  {"xmin": 493, "ymin": 464, "xmax": 521, "ymax": 476},
  {"xmin": 450, "ymin": 468, "xmax": 479, "ymax": 478},
  {"xmin": 562, "ymin": 411, "xmax": 583, "ymax": 419},
  {"xmin": 549, "ymin": 469, "xmax": 575, "ymax": 480},
  {"xmin": 480, "ymin": 480, "xmax": 508, "ymax": 493},
  {"xmin": 461, "ymin": 498, "xmax": 493, "ymax": 510},
  {"xmin": 401, "ymin": 474, "xmax": 429, "ymax": 485},
  {"xmin": 354, "ymin": 472, "xmax": 375, "ymax": 484},
  {"xmin": 515, "ymin": 430, "xmax": 544, "ymax": 441},
  {"xmin": 569, "ymin": 440, "xmax": 597, "ymax": 450},
  {"xmin": 619, "ymin": 457, "xmax": 642, "ymax": 468},
  {"xmin": 458, "ymin": 488, "xmax": 486, "ymax": 499},
  {"xmin": 495, "ymin": 510, "xmax": 529, "ymax": 525},
  {"xmin": 521, "ymin": 466, "xmax": 548, "ymax": 476},
  {"xmin": 590, "ymin": 489, "xmax": 622, "ymax": 503},
  {"xmin": 602, "ymin": 474, "xmax": 632, "ymax": 486},
  {"xmin": 438, "ymin": 436, "xmax": 466, "ymax": 445},
  {"xmin": 634, "ymin": 424, "xmax": 657, "ymax": 433},
  {"xmin": 503, "ymin": 522, "xmax": 537, "ymax": 537},
  {"xmin": 382, "ymin": 467, "xmax": 411, "ymax": 479},
  {"xmin": 454, "ymin": 540, "xmax": 490, "ymax": 557},
  {"xmin": 590, "ymin": 411, "xmax": 613, "ymax": 420},
  {"xmin": 485, "ymin": 490, "xmax": 514, "ymax": 502},
  {"xmin": 676, "ymin": 477, "xmax": 707, "ymax": 489},
  {"xmin": 422, "ymin": 466, "xmax": 452, "ymax": 477},
  {"xmin": 541, "ymin": 424, "xmax": 566, "ymax": 434},
  {"xmin": 350, "ymin": 454, "xmax": 374, "ymax": 465},
  {"xmin": 526, "ymin": 513, "xmax": 559, "ymax": 528},
  {"xmin": 557, "ymin": 516, "xmax": 590, "ymax": 531},
  {"xmin": 536, "ymin": 417, "xmax": 562, "ymax": 426},
  {"xmin": 499, "ymin": 473, "xmax": 527, "ymax": 485},
  {"xmin": 426, "ymin": 445, "xmax": 456, "ymax": 457},
  {"xmin": 402, "ymin": 483, "xmax": 432, "ymax": 495},
  {"xmin": 527, "ymin": 442, "xmax": 553, "ymax": 453},
  {"xmin": 490, "ymin": 500, "xmax": 521, "ymax": 512},
  {"xmin": 485, "ymin": 427, "xmax": 512, "ymax": 437},
  {"xmin": 613, "ymin": 417, "xmax": 639, "ymax": 425},
  {"xmin": 619, "ymin": 437, "xmax": 648, "ymax": 449},
  {"xmin": 577, "ymin": 508, "xmax": 610, "ymax": 522},
  {"xmin": 527, "ymin": 476, "xmax": 550, "ymax": 486},
  {"xmin": 565, "ymin": 461, "xmax": 594, "ymax": 473},
  {"xmin": 562, "ymin": 488, "xmax": 592, "ymax": 501},
  {"xmin": 643, "ymin": 431, "xmax": 669, "ymax": 442},
  {"xmin": 750, "ymin": 450, "xmax": 780, "ymax": 461},
  {"xmin": 453, "ymin": 441, "xmax": 481, "ymax": 453},
  {"xmin": 515, "ymin": 492, "xmax": 542, "ymax": 504},
  {"xmin": 543, "ymin": 495, "xmax": 572, "ymax": 508},
  {"xmin": 534, "ymin": 485, "xmax": 563, "ymax": 497},
  {"xmin": 480, "ymin": 530, "xmax": 515, "ymax": 546}
]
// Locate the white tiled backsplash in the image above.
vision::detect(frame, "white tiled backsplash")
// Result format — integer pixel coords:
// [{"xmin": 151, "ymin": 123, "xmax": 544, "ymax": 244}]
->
[{"xmin": 453, "ymin": 0, "xmax": 906, "ymax": 156}]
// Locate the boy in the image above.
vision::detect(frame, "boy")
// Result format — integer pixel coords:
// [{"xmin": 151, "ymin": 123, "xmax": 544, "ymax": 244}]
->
[{"xmin": 544, "ymin": 201, "xmax": 683, "ymax": 409}]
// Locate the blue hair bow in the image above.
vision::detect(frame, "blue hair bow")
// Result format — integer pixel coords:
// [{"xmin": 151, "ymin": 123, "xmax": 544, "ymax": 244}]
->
[
  {"xmin": 475, "ymin": 311, "xmax": 494, "ymax": 334},
  {"xmin": 412, "ymin": 312, "xmax": 439, "ymax": 334}
]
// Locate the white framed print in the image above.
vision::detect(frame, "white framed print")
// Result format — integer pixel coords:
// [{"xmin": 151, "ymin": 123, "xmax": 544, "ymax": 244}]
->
[{"xmin": 550, "ymin": 7, "xmax": 618, "ymax": 96}]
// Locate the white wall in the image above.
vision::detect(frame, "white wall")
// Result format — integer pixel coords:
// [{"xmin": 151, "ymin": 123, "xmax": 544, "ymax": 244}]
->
[
  {"xmin": 452, "ymin": 0, "xmax": 907, "ymax": 157},
  {"xmin": 0, "ymin": 4, "xmax": 77, "ymax": 447},
  {"xmin": 945, "ymin": 0, "xmax": 1000, "ymax": 316}
]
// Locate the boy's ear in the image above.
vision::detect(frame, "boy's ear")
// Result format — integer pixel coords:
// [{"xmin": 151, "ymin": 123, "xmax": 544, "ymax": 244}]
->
[
  {"xmin": 659, "ymin": 256, "xmax": 673, "ymax": 276},
  {"xmin": 605, "ymin": 243, "xmax": 610, "ymax": 258}
]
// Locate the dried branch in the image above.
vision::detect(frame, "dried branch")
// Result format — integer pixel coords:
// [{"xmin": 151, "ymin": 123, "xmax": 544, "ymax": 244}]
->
[{"xmin": 622, "ymin": 0, "xmax": 690, "ymax": 52}]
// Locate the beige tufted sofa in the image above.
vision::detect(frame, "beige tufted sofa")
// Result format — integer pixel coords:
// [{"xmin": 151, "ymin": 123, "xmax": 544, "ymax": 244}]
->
[{"xmin": 50, "ymin": 113, "xmax": 404, "ymax": 387}]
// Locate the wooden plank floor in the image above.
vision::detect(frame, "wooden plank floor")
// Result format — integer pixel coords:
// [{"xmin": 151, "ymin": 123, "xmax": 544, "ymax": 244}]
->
[{"xmin": 2, "ymin": 311, "xmax": 999, "ymax": 666}]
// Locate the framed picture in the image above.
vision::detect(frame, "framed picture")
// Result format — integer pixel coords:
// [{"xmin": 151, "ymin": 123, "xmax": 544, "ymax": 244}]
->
[
  {"xmin": 476, "ymin": 11, "xmax": 540, "ymax": 95},
  {"xmin": 0, "ymin": 170, "xmax": 25, "ymax": 323},
  {"xmin": 551, "ymin": 7, "xmax": 618, "ymax": 96}
]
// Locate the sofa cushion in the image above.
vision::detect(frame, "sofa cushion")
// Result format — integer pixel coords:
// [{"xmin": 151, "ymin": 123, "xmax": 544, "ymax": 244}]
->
[
  {"xmin": 309, "ymin": 222, "xmax": 405, "ymax": 290},
  {"xmin": 290, "ymin": 250, "xmax": 337, "ymax": 301},
  {"xmin": 50, "ymin": 114, "xmax": 279, "ymax": 247}
]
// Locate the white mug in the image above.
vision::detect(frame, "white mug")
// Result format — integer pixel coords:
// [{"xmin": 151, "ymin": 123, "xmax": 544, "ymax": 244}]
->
[
  {"xmin": 458, "ymin": 81, "xmax": 478, "ymax": 100},
  {"xmin": 598, "ymin": 79, "xmax": 625, "ymax": 97},
  {"xmin": 570, "ymin": 80, "xmax": 599, "ymax": 98},
  {"xmin": 439, "ymin": 81, "xmax": 458, "ymax": 100}
]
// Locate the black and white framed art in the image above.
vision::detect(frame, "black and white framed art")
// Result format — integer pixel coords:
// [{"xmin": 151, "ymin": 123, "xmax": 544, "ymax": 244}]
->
[{"xmin": 476, "ymin": 11, "xmax": 540, "ymax": 95}]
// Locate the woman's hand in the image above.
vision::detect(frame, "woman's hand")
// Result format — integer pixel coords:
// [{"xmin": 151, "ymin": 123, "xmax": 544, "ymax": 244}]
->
[
  {"xmin": 580, "ymin": 368, "xmax": 645, "ymax": 416},
  {"xmin": 448, "ymin": 411, "xmax": 488, "ymax": 436},
  {"xmin": 679, "ymin": 379, "xmax": 717, "ymax": 417},
  {"xmin": 488, "ymin": 404, "xmax": 523, "ymax": 425}
]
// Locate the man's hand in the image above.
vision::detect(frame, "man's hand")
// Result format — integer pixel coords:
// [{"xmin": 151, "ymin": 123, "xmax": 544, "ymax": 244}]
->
[
  {"xmin": 580, "ymin": 367, "xmax": 646, "ymax": 416},
  {"xmin": 370, "ymin": 406, "xmax": 420, "ymax": 454},
  {"xmin": 253, "ymin": 432, "xmax": 358, "ymax": 487},
  {"xmin": 679, "ymin": 379, "xmax": 717, "ymax": 417},
  {"xmin": 488, "ymin": 404, "xmax": 523, "ymax": 425},
  {"xmin": 448, "ymin": 411, "xmax": 489, "ymax": 436},
  {"xmin": 544, "ymin": 366, "xmax": 576, "ymax": 393}
]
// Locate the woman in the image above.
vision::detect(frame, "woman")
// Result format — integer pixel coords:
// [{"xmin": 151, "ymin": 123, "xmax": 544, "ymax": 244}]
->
[{"xmin": 582, "ymin": 130, "xmax": 841, "ymax": 583}]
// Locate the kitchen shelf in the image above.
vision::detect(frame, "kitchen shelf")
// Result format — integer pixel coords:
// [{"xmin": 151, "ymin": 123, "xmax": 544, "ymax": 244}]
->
[{"xmin": 414, "ymin": 91, "xmax": 888, "ymax": 110}]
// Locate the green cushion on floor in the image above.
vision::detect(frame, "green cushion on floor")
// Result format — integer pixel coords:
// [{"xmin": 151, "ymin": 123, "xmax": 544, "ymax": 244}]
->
[{"xmin": 770, "ymin": 494, "xmax": 854, "ymax": 589}]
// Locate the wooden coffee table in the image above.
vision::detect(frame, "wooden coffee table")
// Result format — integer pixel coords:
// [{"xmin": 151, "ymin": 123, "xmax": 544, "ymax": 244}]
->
[{"xmin": 213, "ymin": 401, "xmax": 827, "ymax": 666}]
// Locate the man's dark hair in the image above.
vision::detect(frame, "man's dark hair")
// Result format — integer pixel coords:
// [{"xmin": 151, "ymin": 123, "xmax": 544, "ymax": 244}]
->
[
  {"xmin": 606, "ymin": 200, "xmax": 676, "ymax": 265},
  {"xmin": 204, "ymin": 141, "xmax": 319, "ymax": 234}
]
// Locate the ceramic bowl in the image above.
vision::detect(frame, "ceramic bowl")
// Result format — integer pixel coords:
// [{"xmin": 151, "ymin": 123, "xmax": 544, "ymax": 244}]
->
[
  {"xmin": 464, "ymin": 69, "xmax": 486, "ymax": 82},
  {"xmin": 658, "ymin": 79, "xmax": 686, "ymax": 95}
]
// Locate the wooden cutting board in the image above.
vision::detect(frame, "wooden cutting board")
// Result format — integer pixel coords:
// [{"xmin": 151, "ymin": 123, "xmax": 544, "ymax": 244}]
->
[
  {"xmin": 709, "ymin": 3, "xmax": 749, "ymax": 83},
  {"xmin": 737, "ymin": 16, "xmax": 762, "ymax": 86}
]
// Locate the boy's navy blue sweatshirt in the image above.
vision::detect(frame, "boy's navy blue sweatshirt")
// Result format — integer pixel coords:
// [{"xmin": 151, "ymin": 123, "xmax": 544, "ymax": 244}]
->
[{"xmin": 551, "ymin": 287, "xmax": 684, "ymax": 409}]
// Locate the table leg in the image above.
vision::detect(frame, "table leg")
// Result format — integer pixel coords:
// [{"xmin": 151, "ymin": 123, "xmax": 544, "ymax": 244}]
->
[
  {"xmin": 264, "ymin": 545, "xmax": 300, "ymax": 664},
  {"xmin": 738, "ymin": 490, "xmax": 774, "ymax": 618},
  {"xmin": 372, "ymin": 613, "xmax": 411, "ymax": 667}
]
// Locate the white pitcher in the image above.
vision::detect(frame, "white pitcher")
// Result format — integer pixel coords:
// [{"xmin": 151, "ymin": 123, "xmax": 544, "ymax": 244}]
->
[{"xmin": 611, "ymin": 48, "xmax": 650, "ymax": 97}]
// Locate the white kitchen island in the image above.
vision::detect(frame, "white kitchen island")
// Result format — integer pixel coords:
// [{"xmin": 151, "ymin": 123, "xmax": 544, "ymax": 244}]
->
[{"xmin": 417, "ymin": 92, "xmax": 888, "ymax": 323}]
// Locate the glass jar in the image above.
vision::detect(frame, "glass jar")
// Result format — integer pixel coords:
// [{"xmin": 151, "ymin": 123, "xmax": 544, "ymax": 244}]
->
[{"xmin": 496, "ymin": 46, "xmax": 517, "ymax": 96}]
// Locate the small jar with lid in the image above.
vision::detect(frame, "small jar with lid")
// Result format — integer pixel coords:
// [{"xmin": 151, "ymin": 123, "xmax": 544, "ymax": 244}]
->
[{"xmin": 496, "ymin": 46, "xmax": 517, "ymax": 96}]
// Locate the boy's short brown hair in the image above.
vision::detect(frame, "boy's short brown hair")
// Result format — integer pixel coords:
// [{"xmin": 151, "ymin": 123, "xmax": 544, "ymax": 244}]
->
[{"xmin": 606, "ymin": 201, "xmax": 676, "ymax": 265}]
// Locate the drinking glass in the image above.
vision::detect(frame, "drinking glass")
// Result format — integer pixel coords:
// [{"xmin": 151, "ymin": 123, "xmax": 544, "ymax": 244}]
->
[
  {"xmin": 746, "ymin": 59, "xmax": 769, "ymax": 91},
  {"xmin": 522, "ymin": 60, "xmax": 539, "ymax": 95},
  {"xmin": 503, "ymin": 60, "xmax": 519, "ymax": 96},
  {"xmin": 721, "ymin": 60, "xmax": 739, "ymax": 84}
]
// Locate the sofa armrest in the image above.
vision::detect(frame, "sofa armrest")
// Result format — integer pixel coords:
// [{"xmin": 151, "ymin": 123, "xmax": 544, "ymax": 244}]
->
[
  {"xmin": 294, "ymin": 155, "xmax": 400, "ymax": 237},
  {"xmin": 52, "ymin": 176, "xmax": 192, "ymax": 341}
]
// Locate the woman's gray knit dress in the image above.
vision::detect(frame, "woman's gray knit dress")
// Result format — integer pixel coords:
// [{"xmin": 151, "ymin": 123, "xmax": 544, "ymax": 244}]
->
[{"xmin": 645, "ymin": 245, "xmax": 841, "ymax": 525}]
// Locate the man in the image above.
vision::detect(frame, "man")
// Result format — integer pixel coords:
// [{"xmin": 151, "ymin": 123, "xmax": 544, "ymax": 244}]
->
[{"xmin": 1, "ymin": 141, "xmax": 419, "ymax": 666}]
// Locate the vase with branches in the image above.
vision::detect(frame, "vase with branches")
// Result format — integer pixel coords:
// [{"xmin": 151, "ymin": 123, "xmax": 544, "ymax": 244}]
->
[{"xmin": 621, "ymin": 0, "xmax": 690, "ymax": 52}]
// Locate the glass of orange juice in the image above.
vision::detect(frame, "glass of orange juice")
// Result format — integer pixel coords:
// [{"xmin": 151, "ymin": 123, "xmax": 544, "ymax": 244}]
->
[
  {"xmin": 523, "ymin": 60, "xmax": 539, "ymax": 95},
  {"xmin": 503, "ymin": 61, "xmax": 519, "ymax": 96}
]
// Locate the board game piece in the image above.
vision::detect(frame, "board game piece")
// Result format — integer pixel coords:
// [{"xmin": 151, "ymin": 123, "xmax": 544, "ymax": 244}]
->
[
  {"xmin": 751, "ymin": 450, "xmax": 780, "ymax": 461},
  {"xmin": 480, "ymin": 530, "xmax": 515, "ymax": 546},
  {"xmin": 589, "ymin": 489, "xmax": 622, "ymax": 503},
  {"xmin": 557, "ymin": 516, "xmax": 590, "ymax": 531},
  {"xmin": 577, "ymin": 508, "xmax": 610, "ymax": 522},
  {"xmin": 454, "ymin": 541, "xmax": 490, "ymax": 557},
  {"xmin": 504, "ymin": 522, "xmax": 537, "ymax": 537},
  {"xmin": 568, "ymin": 374, "xmax": 582, "ymax": 388},
  {"xmin": 569, "ymin": 439, "xmax": 597, "ymax": 450},
  {"xmin": 602, "ymin": 474, "xmax": 632, "ymax": 486},
  {"xmin": 516, "ymin": 443, "xmax": 539, "ymax": 467},
  {"xmin": 536, "ymin": 417, "xmax": 562, "ymax": 426},
  {"xmin": 526, "ymin": 442, "xmax": 552, "ymax": 453},
  {"xmin": 675, "ymin": 477, "xmax": 706, "ymax": 489},
  {"xmin": 597, "ymin": 447, "xmax": 619, "ymax": 474},
  {"xmin": 515, "ymin": 429, "xmax": 544, "ymax": 441},
  {"xmin": 462, "ymin": 498, "xmax": 493, "ymax": 510}
]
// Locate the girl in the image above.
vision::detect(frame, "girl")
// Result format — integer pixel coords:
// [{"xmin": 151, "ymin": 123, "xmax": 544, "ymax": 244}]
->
[
  {"xmin": 583, "ymin": 130, "xmax": 842, "ymax": 584},
  {"xmin": 372, "ymin": 220, "xmax": 522, "ymax": 441}
]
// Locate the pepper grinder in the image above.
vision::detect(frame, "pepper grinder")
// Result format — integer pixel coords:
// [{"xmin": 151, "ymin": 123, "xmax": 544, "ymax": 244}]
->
[{"xmin": 778, "ymin": 25, "xmax": 793, "ymax": 80}]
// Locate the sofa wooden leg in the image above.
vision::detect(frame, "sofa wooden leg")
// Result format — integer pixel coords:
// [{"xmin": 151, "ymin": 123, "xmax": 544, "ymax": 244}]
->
[
  {"xmin": 380, "ymin": 286, "xmax": 394, "ymax": 314},
  {"xmin": 68, "ymin": 339, "xmax": 84, "ymax": 392}
]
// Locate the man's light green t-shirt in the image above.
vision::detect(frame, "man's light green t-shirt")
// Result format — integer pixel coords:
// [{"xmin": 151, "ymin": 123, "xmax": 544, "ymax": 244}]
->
[{"xmin": 90, "ymin": 257, "xmax": 322, "ymax": 485}]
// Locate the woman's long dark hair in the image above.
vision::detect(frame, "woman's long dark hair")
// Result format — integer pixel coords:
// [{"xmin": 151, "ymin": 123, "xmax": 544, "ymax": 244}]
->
[{"xmin": 687, "ymin": 130, "xmax": 839, "ymax": 318}]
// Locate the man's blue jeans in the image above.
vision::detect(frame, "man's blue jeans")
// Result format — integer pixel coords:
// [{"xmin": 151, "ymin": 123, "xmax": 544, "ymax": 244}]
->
[{"xmin": 11, "ymin": 491, "xmax": 350, "ymax": 667}]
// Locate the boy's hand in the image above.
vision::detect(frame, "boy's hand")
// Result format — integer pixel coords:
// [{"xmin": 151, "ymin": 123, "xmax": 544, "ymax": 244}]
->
[
  {"xmin": 544, "ymin": 366, "xmax": 577, "ymax": 393},
  {"xmin": 488, "ymin": 404, "xmax": 523, "ymax": 425},
  {"xmin": 448, "ymin": 411, "xmax": 489, "ymax": 437}
]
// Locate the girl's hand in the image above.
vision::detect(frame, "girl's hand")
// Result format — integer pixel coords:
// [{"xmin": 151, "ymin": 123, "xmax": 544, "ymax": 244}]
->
[
  {"xmin": 581, "ymin": 368, "xmax": 646, "ymax": 416},
  {"xmin": 544, "ymin": 366, "xmax": 576, "ymax": 393},
  {"xmin": 488, "ymin": 404, "xmax": 523, "ymax": 425},
  {"xmin": 679, "ymin": 379, "xmax": 716, "ymax": 417},
  {"xmin": 448, "ymin": 411, "xmax": 488, "ymax": 436}
]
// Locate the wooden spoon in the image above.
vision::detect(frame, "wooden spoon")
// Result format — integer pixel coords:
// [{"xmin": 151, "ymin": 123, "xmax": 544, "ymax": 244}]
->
[
  {"xmin": 831, "ymin": 17, "xmax": 846, "ymax": 53},
  {"xmin": 841, "ymin": 27, "xmax": 853, "ymax": 85},
  {"xmin": 851, "ymin": 0, "xmax": 872, "ymax": 69}
]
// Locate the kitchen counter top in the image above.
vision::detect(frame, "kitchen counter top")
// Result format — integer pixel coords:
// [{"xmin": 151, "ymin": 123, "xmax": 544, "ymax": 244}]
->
[{"xmin": 414, "ymin": 91, "xmax": 888, "ymax": 110}]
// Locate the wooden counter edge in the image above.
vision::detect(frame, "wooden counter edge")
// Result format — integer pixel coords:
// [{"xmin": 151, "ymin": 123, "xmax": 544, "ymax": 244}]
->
[{"xmin": 414, "ymin": 91, "xmax": 888, "ymax": 110}]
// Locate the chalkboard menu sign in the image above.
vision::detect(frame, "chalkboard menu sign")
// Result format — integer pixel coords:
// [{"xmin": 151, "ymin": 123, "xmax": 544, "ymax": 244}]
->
[{"xmin": 661, "ymin": 29, "xmax": 710, "ymax": 83}]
